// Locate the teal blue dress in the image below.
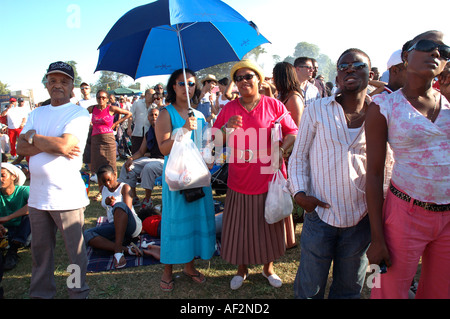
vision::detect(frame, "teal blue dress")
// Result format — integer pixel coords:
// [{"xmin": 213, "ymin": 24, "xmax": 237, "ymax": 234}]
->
[{"xmin": 160, "ymin": 104, "xmax": 216, "ymax": 264}]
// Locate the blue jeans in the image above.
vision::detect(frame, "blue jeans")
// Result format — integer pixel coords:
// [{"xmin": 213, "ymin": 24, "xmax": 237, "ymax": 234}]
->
[
  {"xmin": 294, "ymin": 211, "xmax": 370, "ymax": 299},
  {"xmin": 84, "ymin": 202, "xmax": 138, "ymax": 245}
]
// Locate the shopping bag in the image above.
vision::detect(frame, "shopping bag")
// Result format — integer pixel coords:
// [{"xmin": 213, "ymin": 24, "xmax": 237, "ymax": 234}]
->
[
  {"xmin": 264, "ymin": 170, "xmax": 293, "ymax": 224},
  {"xmin": 165, "ymin": 128, "xmax": 211, "ymax": 191}
]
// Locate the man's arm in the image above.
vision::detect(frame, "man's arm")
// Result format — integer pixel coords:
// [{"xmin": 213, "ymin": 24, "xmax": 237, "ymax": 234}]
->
[
  {"xmin": 0, "ymin": 205, "xmax": 29, "ymax": 224},
  {"xmin": 17, "ymin": 130, "xmax": 81, "ymax": 158}
]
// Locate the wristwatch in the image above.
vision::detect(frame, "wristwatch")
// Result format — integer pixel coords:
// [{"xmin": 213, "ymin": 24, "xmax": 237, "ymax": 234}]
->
[{"xmin": 27, "ymin": 131, "xmax": 36, "ymax": 145}]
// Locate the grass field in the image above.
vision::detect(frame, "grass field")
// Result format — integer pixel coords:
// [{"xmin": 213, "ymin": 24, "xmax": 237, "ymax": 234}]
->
[{"xmin": 2, "ymin": 160, "xmax": 419, "ymax": 300}]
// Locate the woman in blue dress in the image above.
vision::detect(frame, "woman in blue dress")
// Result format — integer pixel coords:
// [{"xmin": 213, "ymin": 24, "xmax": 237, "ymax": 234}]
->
[{"xmin": 155, "ymin": 69, "xmax": 216, "ymax": 292}]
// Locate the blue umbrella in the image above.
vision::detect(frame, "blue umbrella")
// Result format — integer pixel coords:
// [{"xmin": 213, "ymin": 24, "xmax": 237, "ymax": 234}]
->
[{"xmin": 95, "ymin": 0, "xmax": 270, "ymax": 80}]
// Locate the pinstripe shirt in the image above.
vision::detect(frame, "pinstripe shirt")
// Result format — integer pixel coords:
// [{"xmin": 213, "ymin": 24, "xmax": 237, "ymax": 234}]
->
[{"xmin": 288, "ymin": 95, "xmax": 368, "ymax": 228}]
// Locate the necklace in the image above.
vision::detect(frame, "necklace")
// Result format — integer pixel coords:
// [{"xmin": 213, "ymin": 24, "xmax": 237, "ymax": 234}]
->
[
  {"xmin": 240, "ymin": 96, "xmax": 260, "ymax": 112},
  {"xmin": 402, "ymin": 89, "xmax": 438, "ymax": 121},
  {"xmin": 344, "ymin": 104, "xmax": 367, "ymax": 125}
]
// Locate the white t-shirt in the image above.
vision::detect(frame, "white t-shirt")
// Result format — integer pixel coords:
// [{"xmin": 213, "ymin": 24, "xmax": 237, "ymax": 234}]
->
[
  {"xmin": 101, "ymin": 182, "xmax": 142, "ymax": 238},
  {"xmin": 78, "ymin": 97, "xmax": 97, "ymax": 109},
  {"xmin": 7, "ymin": 106, "xmax": 28, "ymax": 129},
  {"xmin": 21, "ymin": 102, "xmax": 91, "ymax": 210}
]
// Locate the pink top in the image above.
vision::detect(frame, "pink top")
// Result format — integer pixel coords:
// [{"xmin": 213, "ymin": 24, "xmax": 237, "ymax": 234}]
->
[
  {"xmin": 373, "ymin": 90, "xmax": 450, "ymax": 204},
  {"xmin": 213, "ymin": 95, "xmax": 298, "ymax": 195},
  {"xmin": 91, "ymin": 105, "xmax": 114, "ymax": 136}
]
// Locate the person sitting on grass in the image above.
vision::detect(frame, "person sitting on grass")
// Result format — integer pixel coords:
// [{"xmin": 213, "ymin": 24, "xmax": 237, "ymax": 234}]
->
[
  {"xmin": 84, "ymin": 164, "xmax": 143, "ymax": 269},
  {"xmin": 0, "ymin": 163, "xmax": 30, "ymax": 271}
]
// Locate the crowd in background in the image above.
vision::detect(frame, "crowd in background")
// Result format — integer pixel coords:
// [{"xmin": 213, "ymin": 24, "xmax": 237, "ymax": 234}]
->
[{"xmin": 0, "ymin": 29, "xmax": 449, "ymax": 300}]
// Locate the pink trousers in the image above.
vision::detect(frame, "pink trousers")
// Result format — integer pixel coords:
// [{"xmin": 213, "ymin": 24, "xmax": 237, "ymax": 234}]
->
[{"xmin": 371, "ymin": 183, "xmax": 450, "ymax": 299}]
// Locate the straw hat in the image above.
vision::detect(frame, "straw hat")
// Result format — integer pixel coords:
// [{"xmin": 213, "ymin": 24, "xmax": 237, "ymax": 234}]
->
[{"xmin": 230, "ymin": 59, "xmax": 264, "ymax": 82}]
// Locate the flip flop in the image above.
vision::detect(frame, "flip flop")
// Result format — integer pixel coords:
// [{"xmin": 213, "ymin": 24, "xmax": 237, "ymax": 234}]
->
[
  {"xmin": 113, "ymin": 252, "xmax": 126, "ymax": 269},
  {"xmin": 127, "ymin": 242, "xmax": 143, "ymax": 256},
  {"xmin": 160, "ymin": 279, "xmax": 174, "ymax": 292},
  {"xmin": 182, "ymin": 270, "xmax": 206, "ymax": 284}
]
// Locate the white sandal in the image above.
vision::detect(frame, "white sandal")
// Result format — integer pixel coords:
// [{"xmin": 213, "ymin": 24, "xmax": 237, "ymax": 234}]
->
[
  {"xmin": 262, "ymin": 271, "xmax": 282, "ymax": 288},
  {"xmin": 230, "ymin": 272, "xmax": 248, "ymax": 290},
  {"xmin": 113, "ymin": 252, "xmax": 126, "ymax": 269}
]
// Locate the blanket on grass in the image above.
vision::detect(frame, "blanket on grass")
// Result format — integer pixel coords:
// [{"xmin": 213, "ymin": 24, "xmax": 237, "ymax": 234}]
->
[{"xmin": 86, "ymin": 216, "xmax": 222, "ymax": 272}]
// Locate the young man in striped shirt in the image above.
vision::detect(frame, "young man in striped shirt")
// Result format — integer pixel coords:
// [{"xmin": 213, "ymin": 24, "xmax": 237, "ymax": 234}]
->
[{"xmin": 288, "ymin": 48, "xmax": 374, "ymax": 299}]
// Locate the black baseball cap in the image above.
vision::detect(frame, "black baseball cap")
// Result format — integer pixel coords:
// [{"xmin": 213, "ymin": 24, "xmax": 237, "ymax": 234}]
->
[{"xmin": 45, "ymin": 61, "xmax": 74, "ymax": 80}]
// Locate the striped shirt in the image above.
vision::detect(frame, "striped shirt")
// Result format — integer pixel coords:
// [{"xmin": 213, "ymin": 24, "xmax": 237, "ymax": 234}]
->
[{"xmin": 287, "ymin": 96, "xmax": 368, "ymax": 228}]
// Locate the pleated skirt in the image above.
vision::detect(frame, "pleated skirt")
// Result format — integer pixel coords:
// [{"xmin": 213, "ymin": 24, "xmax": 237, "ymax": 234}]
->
[
  {"xmin": 91, "ymin": 133, "xmax": 117, "ymax": 175},
  {"xmin": 221, "ymin": 188, "xmax": 286, "ymax": 265}
]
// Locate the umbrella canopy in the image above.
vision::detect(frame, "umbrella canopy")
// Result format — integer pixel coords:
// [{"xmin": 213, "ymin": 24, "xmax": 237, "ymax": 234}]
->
[
  {"xmin": 95, "ymin": 0, "xmax": 270, "ymax": 79},
  {"xmin": 108, "ymin": 87, "xmax": 142, "ymax": 96}
]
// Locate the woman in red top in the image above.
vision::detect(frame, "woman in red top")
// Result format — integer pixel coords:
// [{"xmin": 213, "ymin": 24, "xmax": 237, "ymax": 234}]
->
[
  {"xmin": 213, "ymin": 60, "xmax": 298, "ymax": 290},
  {"xmin": 87, "ymin": 90, "xmax": 131, "ymax": 200}
]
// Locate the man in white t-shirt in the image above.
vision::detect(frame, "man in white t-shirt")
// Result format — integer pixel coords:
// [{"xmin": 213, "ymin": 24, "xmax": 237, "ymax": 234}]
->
[
  {"xmin": 77, "ymin": 82, "xmax": 97, "ymax": 180},
  {"xmin": 127, "ymin": 89, "xmax": 151, "ymax": 154},
  {"xmin": 17, "ymin": 61, "xmax": 90, "ymax": 299},
  {"xmin": 294, "ymin": 57, "xmax": 321, "ymax": 106},
  {"xmin": 0, "ymin": 97, "xmax": 28, "ymax": 159}
]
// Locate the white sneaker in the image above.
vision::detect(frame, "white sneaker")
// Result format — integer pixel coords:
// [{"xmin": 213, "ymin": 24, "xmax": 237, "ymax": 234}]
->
[
  {"xmin": 230, "ymin": 272, "xmax": 248, "ymax": 290},
  {"xmin": 262, "ymin": 271, "xmax": 282, "ymax": 288},
  {"xmin": 90, "ymin": 174, "xmax": 98, "ymax": 183}
]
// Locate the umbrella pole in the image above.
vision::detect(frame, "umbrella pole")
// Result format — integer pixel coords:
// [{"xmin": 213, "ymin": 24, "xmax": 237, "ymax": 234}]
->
[{"xmin": 176, "ymin": 27, "xmax": 192, "ymax": 110}]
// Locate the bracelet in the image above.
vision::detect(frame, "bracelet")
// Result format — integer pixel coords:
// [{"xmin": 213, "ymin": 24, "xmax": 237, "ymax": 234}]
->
[
  {"xmin": 221, "ymin": 124, "xmax": 228, "ymax": 133},
  {"xmin": 279, "ymin": 147, "xmax": 285, "ymax": 155}
]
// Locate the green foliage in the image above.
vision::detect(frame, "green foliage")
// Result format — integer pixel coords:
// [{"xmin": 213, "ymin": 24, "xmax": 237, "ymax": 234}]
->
[{"xmin": 0, "ymin": 81, "xmax": 10, "ymax": 95}]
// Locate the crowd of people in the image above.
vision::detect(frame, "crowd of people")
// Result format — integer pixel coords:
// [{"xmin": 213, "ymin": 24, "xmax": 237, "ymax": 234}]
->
[{"xmin": 0, "ymin": 29, "xmax": 449, "ymax": 300}]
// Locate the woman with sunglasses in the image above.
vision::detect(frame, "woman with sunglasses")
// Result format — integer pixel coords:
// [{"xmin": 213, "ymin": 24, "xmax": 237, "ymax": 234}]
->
[
  {"xmin": 366, "ymin": 30, "xmax": 450, "ymax": 299},
  {"xmin": 155, "ymin": 69, "xmax": 216, "ymax": 292},
  {"xmin": 87, "ymin": 90, "xmax": 132, "ymax": 200},
  {"xmin": 212, "ymin": 60, "xmax": 298, "ymax": 290}
]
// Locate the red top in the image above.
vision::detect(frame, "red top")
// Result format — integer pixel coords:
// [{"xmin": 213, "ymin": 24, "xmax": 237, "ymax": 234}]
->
[
  {"xmin": 213, "ymin": 95, "xmax": 298, "ymax": 195},
  {"xmin": 91, "ymin": 105, "xmax": 114, "ymax": 136}
]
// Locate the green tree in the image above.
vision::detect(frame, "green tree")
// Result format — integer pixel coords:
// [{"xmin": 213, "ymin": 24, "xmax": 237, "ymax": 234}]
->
[
  {"xmin": 0, "ymin": 81, "xmax": 10, "ymax": 95},
  {"xmin": 283, "ymin": 42, "xmax": 336, "ymax": 83},
  {"xmin": 93, "ymin": 71, "xmax": 128, "ymax": 91}
]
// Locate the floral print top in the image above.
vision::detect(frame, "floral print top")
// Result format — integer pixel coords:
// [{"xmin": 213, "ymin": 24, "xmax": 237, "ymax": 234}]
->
[{"xmin": 372, "ymin": 89, "xmax": 450, "ymax": 204}]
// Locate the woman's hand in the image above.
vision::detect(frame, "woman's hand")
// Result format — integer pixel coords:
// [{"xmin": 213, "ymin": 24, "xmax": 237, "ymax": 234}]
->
[
  {"xmin": 226, "ymin": 115, "xmax": 243, "ymax": 130},
  {"xmin": 183, "ymin": 116, "xmax": 197, "ymax": 131},
  {"xmin": 366, "ymin": 238, "xmax": 392, "ymax": 268},
  {"xmin": 105, "ymin": 196, "xmax": 116, "ymax": 206}
]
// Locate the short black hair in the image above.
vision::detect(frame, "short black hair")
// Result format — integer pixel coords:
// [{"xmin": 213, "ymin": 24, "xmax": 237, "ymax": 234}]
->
[
  {"xmin": 96, "ymin": 164, "xmax": 115, "ymax": 179},
  {"xmin": 337, "ymin": 48, "xmax": 372, "ymax": 69}
]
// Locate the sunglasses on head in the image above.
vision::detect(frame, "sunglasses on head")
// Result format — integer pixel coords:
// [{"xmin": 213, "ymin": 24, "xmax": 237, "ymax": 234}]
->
[
  {"xmin": 337, "ymin": 61, "xmax": 368, "ymax": 72},
  {"xmin": 408, "ymin": 39, "xmax": 450, "ymax": 61},
  {"xmin": 235, "ymin": 73, "xmax": 257, "ymax": 82},
  {"xmin": 177, "ymin": 81, "xmax": 196, "ymax": 87}
]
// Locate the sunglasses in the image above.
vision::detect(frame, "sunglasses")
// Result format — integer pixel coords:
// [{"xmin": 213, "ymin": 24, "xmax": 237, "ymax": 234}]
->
[
  {"xmin": 177, "ymin": 81, "xmax": 196, "ymax": 87},
  {"xmin": 235, "ymin": 73, "xmax": 257, "ymax": 82},
  {"xmin": 297, "ymin": 65, "xmax": 314, "ymax": 70},
  {"xmin": 408, "ymin": 39, "xmax": 450, "ymax": 61},
  {"xmin": 337, "ymin": 61, "xmax": 368, "ymax": 72}
]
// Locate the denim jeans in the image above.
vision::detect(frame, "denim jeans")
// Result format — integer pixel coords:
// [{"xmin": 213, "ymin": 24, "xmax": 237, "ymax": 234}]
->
[
  {"xmin": 294, "ymin": 211, "xmax": 370, "ymax": 299},
  {"xmin": 84, "ymin": 202, "xmax": 138, "ymax": 245}
]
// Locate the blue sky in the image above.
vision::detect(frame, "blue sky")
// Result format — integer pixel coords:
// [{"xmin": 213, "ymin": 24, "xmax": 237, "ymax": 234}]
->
[{"xmin": 1, "ymin": 0, "xmax": 449, "ymax": 101}]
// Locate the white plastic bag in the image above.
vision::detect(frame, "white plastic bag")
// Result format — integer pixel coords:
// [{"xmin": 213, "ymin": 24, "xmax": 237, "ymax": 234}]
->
[
  {"xmin": 265, "ymin": 170, "xmax": 293, "ymax": 224},
  {"xmin": 165, "ymin": 128, "xmax": 211, "ymax": 191}
]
